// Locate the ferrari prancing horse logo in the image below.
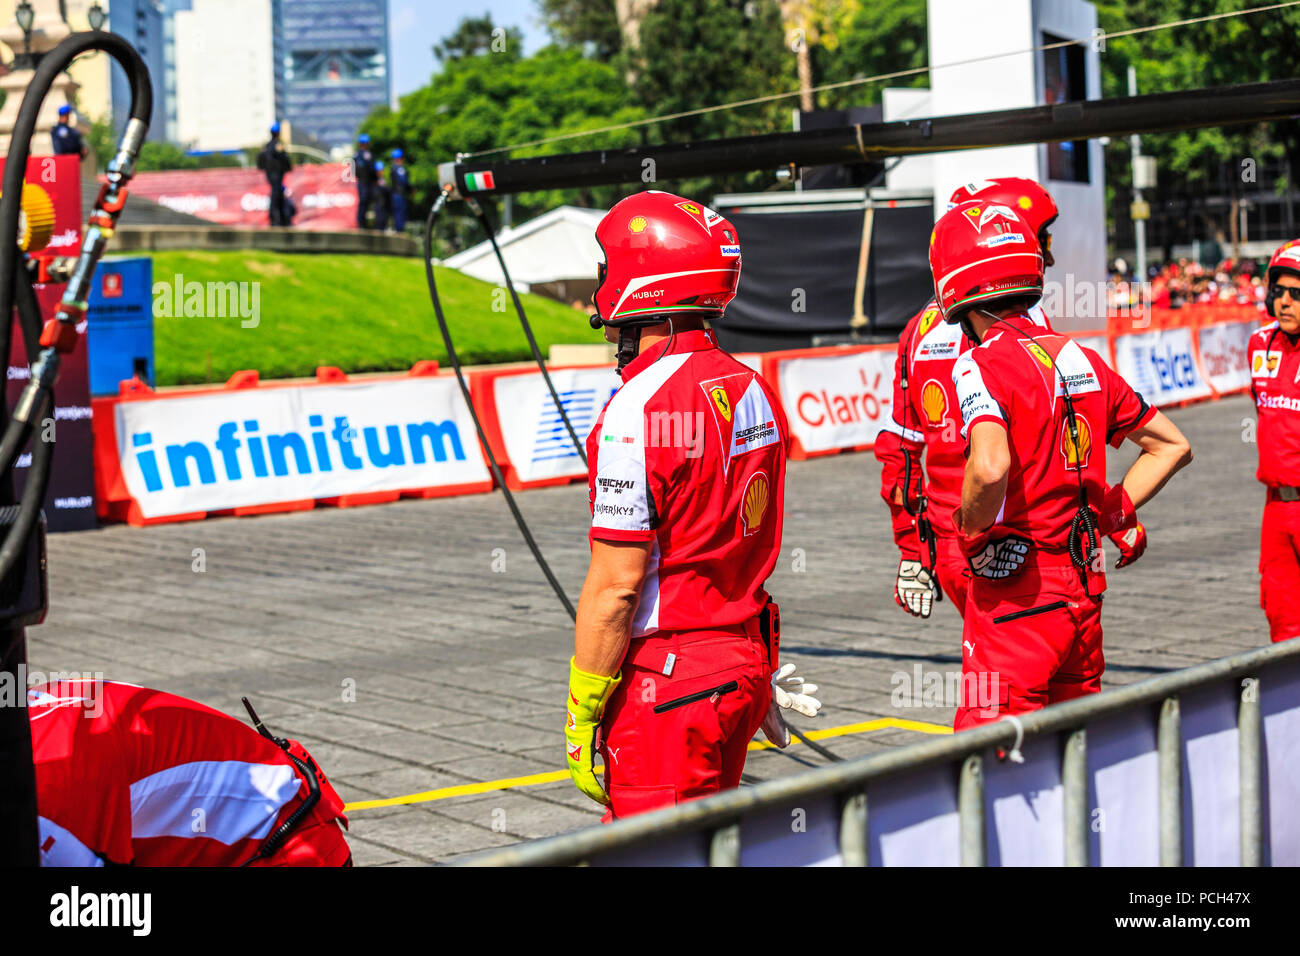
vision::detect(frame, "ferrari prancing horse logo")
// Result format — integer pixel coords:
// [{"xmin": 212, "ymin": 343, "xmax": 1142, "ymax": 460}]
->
[{"xmin": 710, "ymin": 385, "xmax": 732, "ymax": 422}]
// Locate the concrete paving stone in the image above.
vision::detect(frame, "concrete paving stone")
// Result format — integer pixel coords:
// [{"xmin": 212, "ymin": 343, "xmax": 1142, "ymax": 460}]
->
[{"xmin": 22, "ymin": 394, "xmax": 1277, "ymax": 863}]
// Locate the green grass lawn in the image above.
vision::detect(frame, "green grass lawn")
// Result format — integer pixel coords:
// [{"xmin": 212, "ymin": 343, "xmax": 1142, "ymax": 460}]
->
[{"xmin": 146, "ymin": 250, "xmax": 601, "ymax": 386}]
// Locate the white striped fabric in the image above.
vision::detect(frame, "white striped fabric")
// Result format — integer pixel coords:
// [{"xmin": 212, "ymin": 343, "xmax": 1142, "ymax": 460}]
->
[{"xmin": 129, "ymin": 760, "xmax": 299, "ymax": 844}]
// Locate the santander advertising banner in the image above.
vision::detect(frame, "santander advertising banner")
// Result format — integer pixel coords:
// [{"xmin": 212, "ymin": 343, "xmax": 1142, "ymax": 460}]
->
[{"xmin": 129, "ymin": 164, "xmax": 359, "ymax": 231}]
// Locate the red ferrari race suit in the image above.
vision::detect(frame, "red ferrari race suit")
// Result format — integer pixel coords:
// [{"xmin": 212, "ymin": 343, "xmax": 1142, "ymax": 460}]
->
[
  {"xmin": 586, "ymin": 328, "xmax": 787, "ymax": 819},
  {"xmin": 875, "ymin": 302, "xmax": 1051, "ymax": 613},
  {"xmin": 950, "ymin": 313, "xmax": 1155, "ymax": 730},
  {"xmin": 29, "ymin": 680, "xmax": 351, "ymax": 866},
  {"xmin": 1250, "ymin": 321, "xmax": 1300, "ymax": 642}
]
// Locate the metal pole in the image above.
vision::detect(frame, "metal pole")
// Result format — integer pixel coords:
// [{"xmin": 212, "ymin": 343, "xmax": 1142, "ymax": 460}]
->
[
  {"xmin": 1128, "ymin": 67, "xmax": 1147, "ymax": 280},
  {"xmin": 840, "ymin": 791, "xmax": 868, "ymax": 866},
  {"xmin": 709, "ymin": 822, "xmax": 741, "ymax": 866},
  {"xmin": 959, "ymin": 754, "xmax": 986, "ymax": 866},
  {"xmin": 1063, "ymin": 729, "xmax": 1089, "ymax": 866},
  {"xmin": 1239, "ymin": 677, "xmax": 1263, "ymax": 867},
  {"xmin": 1158, "ymin": 696, "xmax": 1183, "ymax": 866}
]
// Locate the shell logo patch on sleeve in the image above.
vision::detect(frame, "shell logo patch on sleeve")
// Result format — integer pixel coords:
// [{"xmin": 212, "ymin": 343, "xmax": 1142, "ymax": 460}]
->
[{"xmin": 741, "ymin": 470, "xmax": 770, "ymax": 537}]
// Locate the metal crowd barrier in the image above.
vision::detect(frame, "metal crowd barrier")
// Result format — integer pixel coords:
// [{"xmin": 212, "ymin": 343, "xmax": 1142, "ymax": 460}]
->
[{"xmin": 462, "ymin": 640, "xmax": 1300, "ymax": 866}]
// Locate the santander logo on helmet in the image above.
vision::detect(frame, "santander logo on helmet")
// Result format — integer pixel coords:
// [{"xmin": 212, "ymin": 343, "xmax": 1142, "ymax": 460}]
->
[
  {"xmin": 929, "ymin": 199, "xmax": 1044, "ymax": 325},
  {"xmin": 593, "ymin": 190, "xmax": 742, "ymax": 328}
]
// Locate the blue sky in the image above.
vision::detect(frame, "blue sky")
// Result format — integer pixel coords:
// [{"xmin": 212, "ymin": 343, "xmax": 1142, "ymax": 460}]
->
[{"xmin": 389, "ymin": 0, "xmax": 551, "ymax": 98}]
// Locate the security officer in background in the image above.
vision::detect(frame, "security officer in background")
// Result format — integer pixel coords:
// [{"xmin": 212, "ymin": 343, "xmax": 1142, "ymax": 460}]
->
[
  {"xmin": 389, "ymin": 148, "xmax": 412, "ymax": 233},
  {"xmin": 256, "ymin": 121, "xmax": 293, "ymax": 227},
  {"xmin": 352, "ymin": 133, "xmax": 377, "ymax": 229},
  {"xmin": 372, "ymin": 160, "xmax": 393, "ymax": 232},
  {"xmin": 51, "ymin": 104, "xmax": 87, "ymax": 159},
  {"xmin": 565, "ymin": 190, "xmax": 821, "ymax": 820}
]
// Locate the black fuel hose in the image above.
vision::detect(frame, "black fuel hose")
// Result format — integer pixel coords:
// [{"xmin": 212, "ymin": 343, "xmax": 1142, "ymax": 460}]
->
[{"xmin": 424, "ymin": 189, "xmax": 577, "ymax": 619}]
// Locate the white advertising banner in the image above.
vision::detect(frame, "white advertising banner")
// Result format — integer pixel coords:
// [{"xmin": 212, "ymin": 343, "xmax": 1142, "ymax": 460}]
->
[
  {"xmin": 1196, "ymin": 321, "xmax": 1254, "ymax": 396},
  {"xmin": 776, "ymin": 348, "xmax": 896, "ymax": 455},
  {"xmin": 1112, "ymin": 327, "xmax": 1214, "ymax": 407},
  {"xmin": 114, "ymin": 377, "xmax": 490, "ymax": 519},
  {"xmin": 493, "ymin": 367, "xmax": 620, "ymax": 485}
]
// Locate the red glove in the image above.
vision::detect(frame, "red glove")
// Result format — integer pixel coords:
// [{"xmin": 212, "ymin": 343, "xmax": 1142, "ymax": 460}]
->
[
  {"xmin": 1111, "ymin": 522, "xmax": 1147, "ymax": 568},
  {"xmin": 1097, "ymin": 484, "xmax": 1137, "ymax": 537}
]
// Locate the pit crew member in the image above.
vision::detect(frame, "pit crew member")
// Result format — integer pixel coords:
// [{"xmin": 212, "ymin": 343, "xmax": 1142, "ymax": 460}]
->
[
  {"xmin": 565, "ymin": 190, "xmax": 820, "ymax": 820},
  {"xmin": 933, "ymin": 200, "xmax": 1192, "ymax": 729},
  {"xmin": 30, "ymin": 680, "xmax": 351, "ymax": 866},
  {"xmin": 1251, "ymin": 238, "xmax": 1300, "ymax": 641}
]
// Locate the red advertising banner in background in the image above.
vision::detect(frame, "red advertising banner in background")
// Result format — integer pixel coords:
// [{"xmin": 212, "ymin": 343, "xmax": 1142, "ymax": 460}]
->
[
  {"xmin": 127, "ymin": 163, "xmax": 359, "ymax": 231},
  {"xmin": 0, "ymin": 154, "xmax": 96, "ymax": 531}
]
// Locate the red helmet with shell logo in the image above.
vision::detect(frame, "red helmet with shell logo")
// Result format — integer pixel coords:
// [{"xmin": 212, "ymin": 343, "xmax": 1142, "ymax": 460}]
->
[
  {"xmin": 948, "ymin": 177, "xmax": 1059, "ymax": 237},
  {"xmin": 593, "ymin": 190, "xmax": 742, "ymax": 328},
  {"xmin": 929, "ymin": 199, "xmax": 1044, "ymax": 323}
]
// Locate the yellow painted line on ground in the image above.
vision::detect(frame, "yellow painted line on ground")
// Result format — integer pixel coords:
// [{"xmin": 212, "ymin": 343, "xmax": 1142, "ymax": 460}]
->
[{"xmin": 344, "ymin": 717, "xmax": 951, "ymax": 812}]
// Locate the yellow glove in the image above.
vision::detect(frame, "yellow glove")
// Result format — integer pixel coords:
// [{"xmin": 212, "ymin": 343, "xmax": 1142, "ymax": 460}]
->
[{"xmin": 565, "ymin": 658, "xmax": 620, "ymax": 807}]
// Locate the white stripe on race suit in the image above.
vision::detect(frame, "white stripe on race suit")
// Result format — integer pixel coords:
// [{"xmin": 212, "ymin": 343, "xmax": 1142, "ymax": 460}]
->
[
  {"xmin": 39, "ymin": 816, "xmax": 105, "ymax": 867},
  {"xmin": 632, "ymin": 538, "xmax": 662, "ymax": 638},
  {"xmin": 591, "ymin": 353, "xmax": 691, "ymax": 535},
  {"xmin": 877, "ymin": 415, "xmax": 925, "ymax": 444},
  {"xmin": 952, "ymin": 351, "xmax": 1005, "ymax": 440},
  {"xmin": 129, "ymin": 760, "xmax": 300, "ymax": 844}
]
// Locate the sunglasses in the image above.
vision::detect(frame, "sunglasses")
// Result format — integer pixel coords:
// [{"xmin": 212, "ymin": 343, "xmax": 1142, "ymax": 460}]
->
[{"xmin": 1273, "ymin": 284, "xmax": 1300, "ymax": 302}]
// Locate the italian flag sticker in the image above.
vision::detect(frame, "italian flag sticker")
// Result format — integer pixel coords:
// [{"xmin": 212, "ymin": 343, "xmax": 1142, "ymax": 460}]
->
[{"xmin": 464, "ymin": 171, "xmax": 496, "ymax": 191}]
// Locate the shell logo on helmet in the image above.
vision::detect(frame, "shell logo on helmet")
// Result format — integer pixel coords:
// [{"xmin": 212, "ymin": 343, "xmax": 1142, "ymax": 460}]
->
[{"xmin": 628, "ymin": 216, "xmax": 648, "ymax": 234}]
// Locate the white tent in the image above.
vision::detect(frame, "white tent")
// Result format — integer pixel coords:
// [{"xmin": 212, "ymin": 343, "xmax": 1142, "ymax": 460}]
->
[{"xmin": 444, "ymin": 205, "xmax": 607, "ymax": 303}]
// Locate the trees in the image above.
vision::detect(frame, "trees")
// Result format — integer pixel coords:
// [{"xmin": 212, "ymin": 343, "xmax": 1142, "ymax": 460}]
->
[{"xmin": 364, "ymin": 16, "xmax": 646, "ymax": 222}]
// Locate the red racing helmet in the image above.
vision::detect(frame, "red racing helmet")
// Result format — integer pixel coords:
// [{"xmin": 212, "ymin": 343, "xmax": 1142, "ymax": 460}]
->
[
  {"xmin": 930, "ymin": 199, "xmax": 1044, "ymax": 322},
  {"xmin": 948, "ymin": 177, "xmax": 1059, "ymax": 237},
  {"xmin": 593, "ymin": 190, "xmax": 742, "ymax": 328},
  {"xmin": 1265, "ymin": 238, "xmax": 1300, "ymax": 317}
]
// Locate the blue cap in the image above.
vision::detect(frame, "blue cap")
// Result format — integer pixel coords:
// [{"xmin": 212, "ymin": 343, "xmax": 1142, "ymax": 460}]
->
[
  {"xmin": 58, "ymin": 104, "xmax": 71, "ymax": 116},
  {"xmin": 391, "ymin": 148, "xmax": 403, "ymax": 159},
  {"xmin": 375, "ymin": 161, "xmax": 385, "ymax": 171},
  {"xmin": 358, "ymin": 133, "xmax": 370, "ymax": 144},
  {"xmin": 270, "ymin": 121, "xmax": 281, "ymax": 134}
]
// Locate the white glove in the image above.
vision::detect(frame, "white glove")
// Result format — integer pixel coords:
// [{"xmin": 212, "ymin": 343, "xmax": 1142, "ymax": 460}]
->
[
  {"xmin": 969, "ymin": 535, "xmax": 1030, "ymax": 580},
  {"xmin": 760, "ymin": 663, "xmax": 823, "ymax": 749},
  {"xmin": 894, "ymin": 560, "xmax": 936, "ymax": 618}
]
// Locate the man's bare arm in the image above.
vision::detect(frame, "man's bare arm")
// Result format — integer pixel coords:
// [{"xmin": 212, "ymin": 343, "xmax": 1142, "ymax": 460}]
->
[
  {"xmin": 1120, "ymin": 410, "xmax": 1193, "ymax": 509},
  {"xmin": 573, "ymin": 539, "xmax": 651, "ymax": 676},
  {"xmin": 958, "ymin": 421, "xmax": 1011, "ymax": 535}
]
